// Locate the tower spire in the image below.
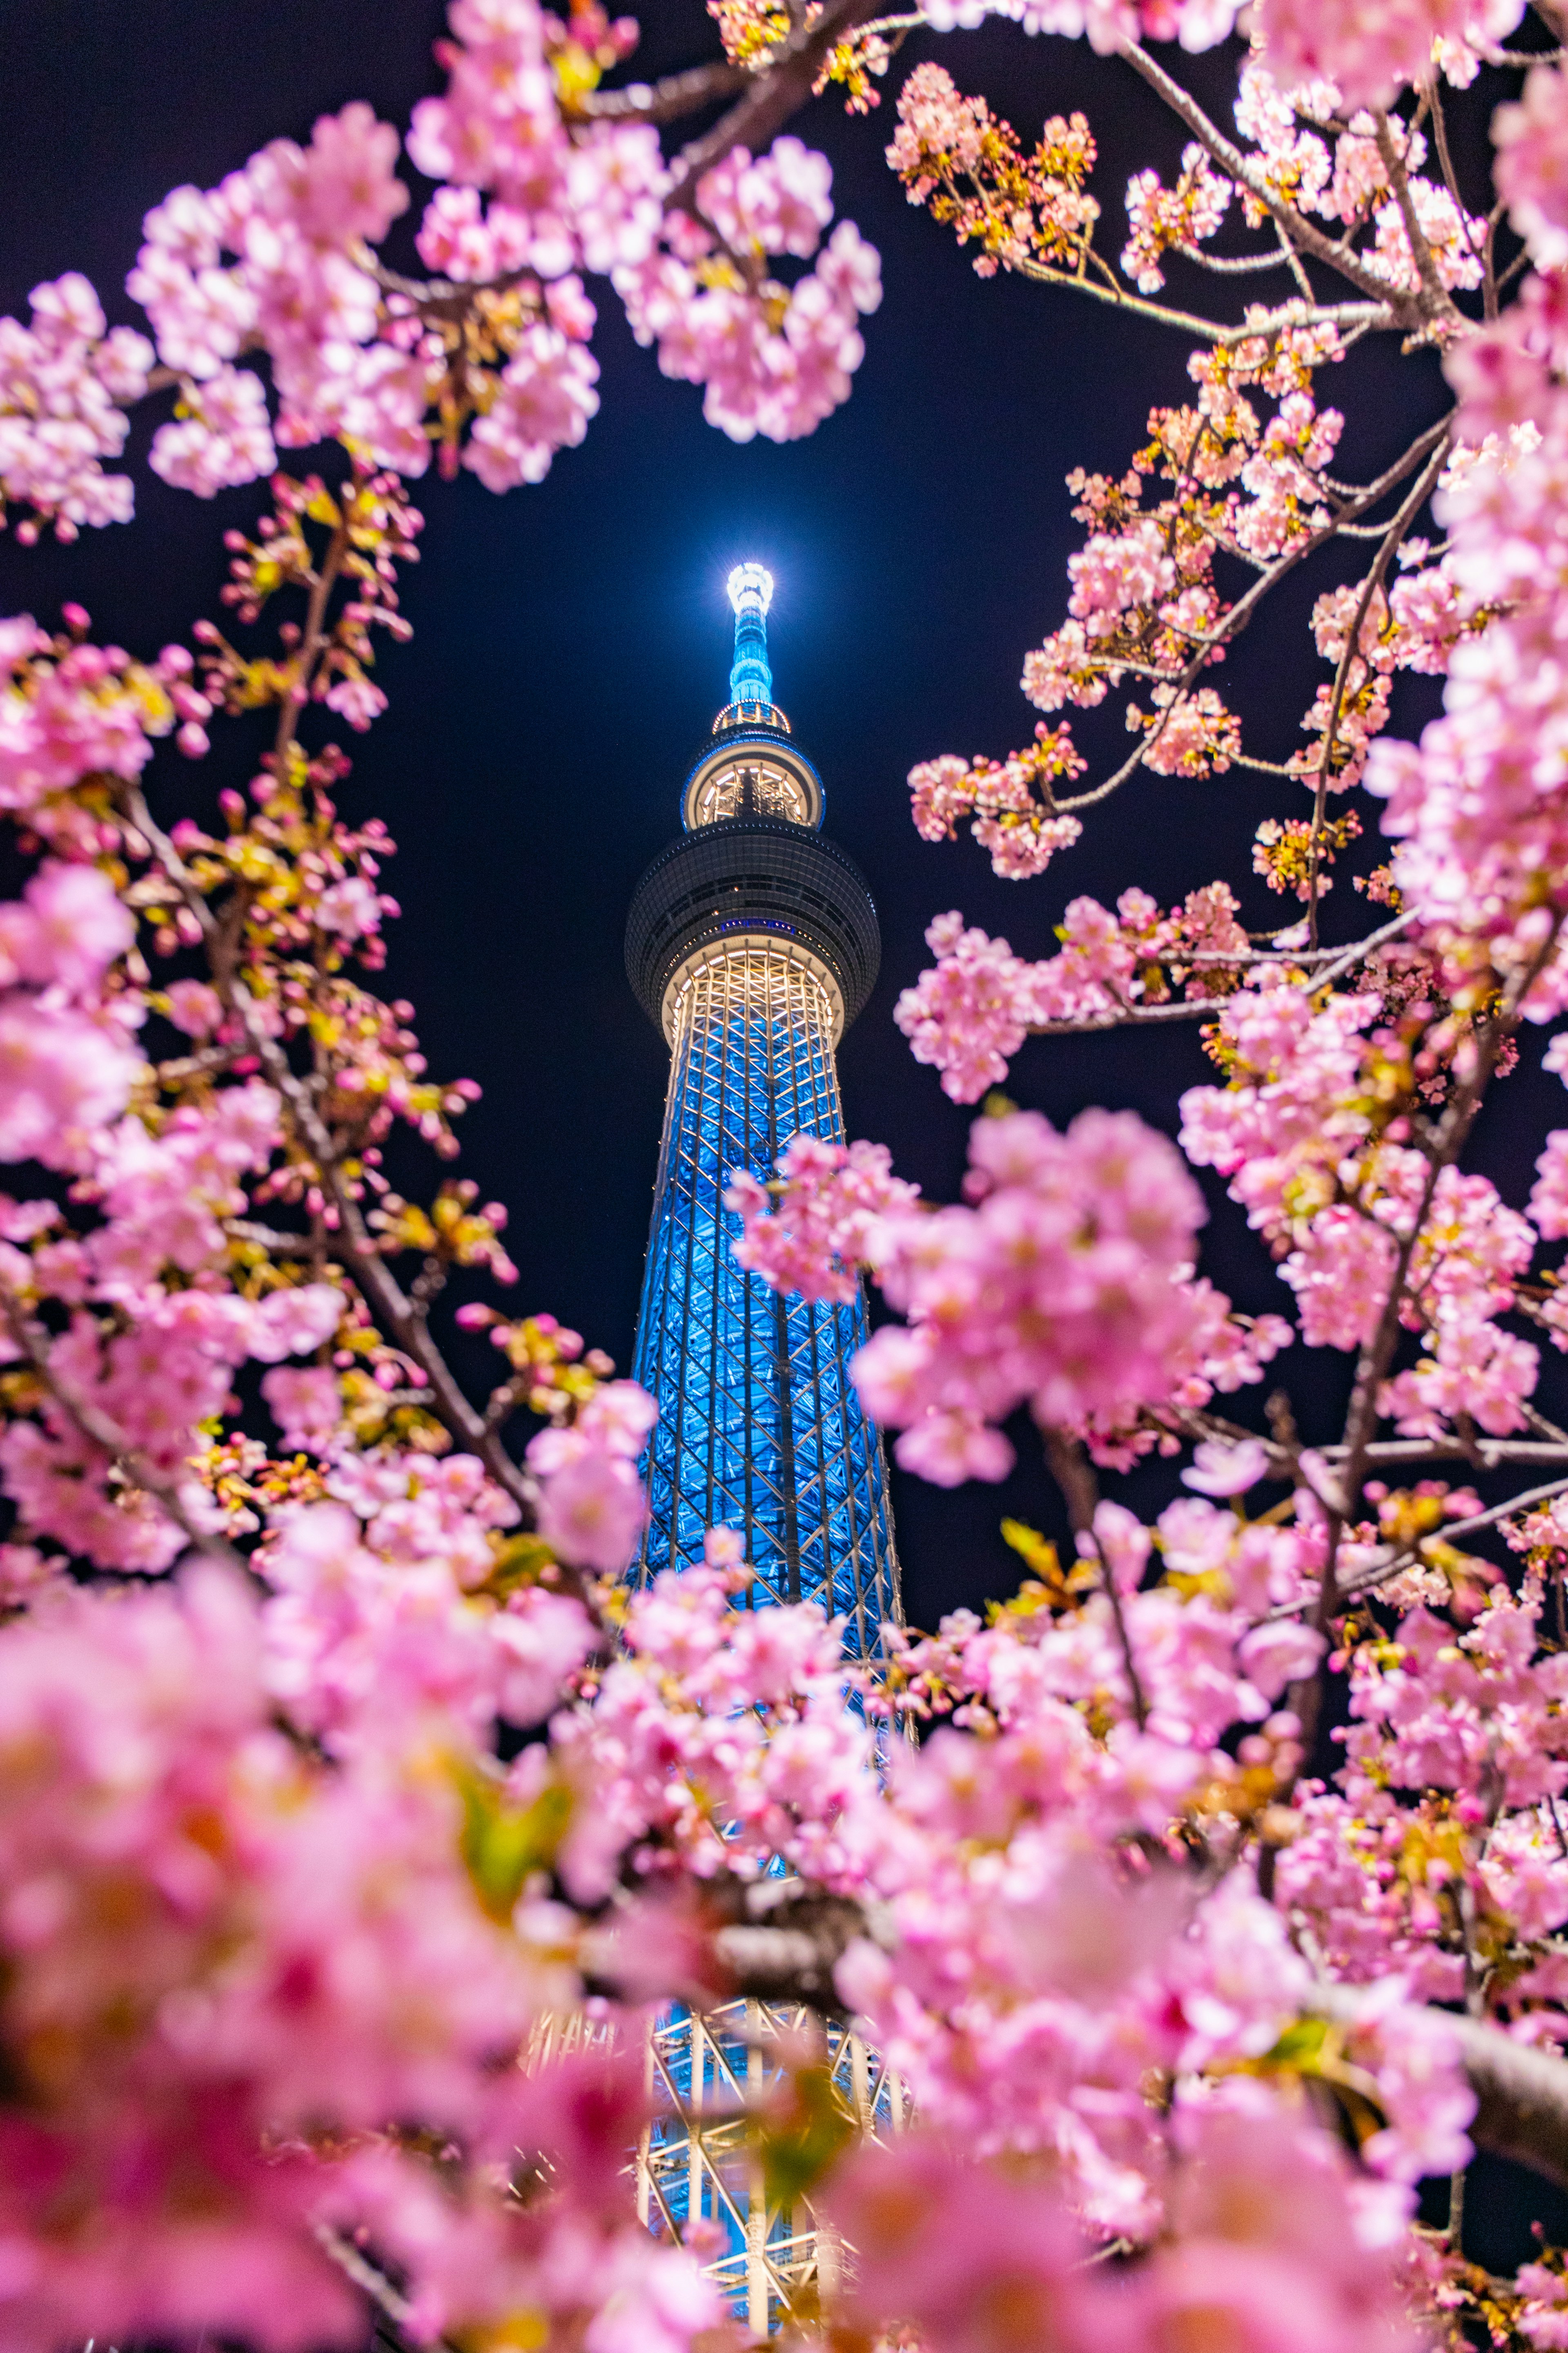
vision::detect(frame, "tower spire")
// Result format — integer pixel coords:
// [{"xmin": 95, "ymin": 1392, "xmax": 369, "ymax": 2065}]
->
[{"xmin": 726, "ymin": 560, "xmax": 774, "ymax": 708}]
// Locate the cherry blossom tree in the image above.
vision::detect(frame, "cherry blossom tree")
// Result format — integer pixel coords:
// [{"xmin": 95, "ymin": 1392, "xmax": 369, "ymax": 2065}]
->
[{"xmin": 10, "ymin": 3, "xmax": 1568, "ymax": 2351}]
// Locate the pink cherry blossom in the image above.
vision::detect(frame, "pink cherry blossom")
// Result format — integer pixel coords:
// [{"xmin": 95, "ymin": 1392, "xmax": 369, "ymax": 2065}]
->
[
  {"xmin": 0, "ymin": 275, "xmax": 150, "ymax": 538},
  {"xmin": 149, "ymin": 365, "xmax": 277, "ymax": 497},
  {"xmin": 463, "ymin": 325, "xmax": 601, "ymax": 490},
  {"xmin": 1258, "ymin": 0, "xmax": 1523, "ymax": 109},
  {"xmin": 1494, "ymin": 64, "xmax": 1568, "ymax": 268},
  {"xmin": 1183, "ymin": 1436, "xmax": 1272, "ymax": 1495},
  {"xmin": 526, "ymin": 1381, "xmax": 655, "ymax": 1572},
  {"xmin": 733, "ymin": 1105, "xmax": 1288, "ymax": 1472},
  {"xmin": 262, "ymin": 1364, "xmax": 343, "ymax": 1453}
]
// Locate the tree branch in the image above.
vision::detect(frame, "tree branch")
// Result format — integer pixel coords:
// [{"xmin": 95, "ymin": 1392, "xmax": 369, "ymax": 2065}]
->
[
  {"xmin": 0, "ymin": 1293, "xmax": 245, "ymax": 1570},
  {"xmin": 1303, "ymin": 438, "xmax": 1448, "ymax": 944},
  {"xmin": 1118, "ymin": 42, "xmax": 1428, "ymax": 320},
  {"xmin": 664, "ymin": 0, "xmax": 883, "ymax": 205},
  {"xmin": 120, "ymin": 782, "xmax": 549, "ymax": 1533},
  {"xmin": 634, "ymin": 1878, "xmax": 1568, "ymax": 2204},
  {"xmin": 1311, "ymin": 1984, "xmax": 1568, "ymax": 2193},
  {"xmin": 1044, "ymin": 1428, "xmax": 1149, "ymax": 1729},
  {"xmin": 578, "ymin": 59, "xmax": 746, "ymax": 123}
]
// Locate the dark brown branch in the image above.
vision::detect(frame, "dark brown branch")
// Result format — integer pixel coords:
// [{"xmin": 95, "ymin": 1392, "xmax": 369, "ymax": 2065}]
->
[
  {"xmin": 274, "ymin": 510, "xmax": 351, "ymax": 771},
  {"xmin": 1311, "ymin": 1984, "xmax": 1568, "ymax": 2193},
  {"xmin": 578, "ymin": 59, "xmax": 746, "ymax": 123},
  {"xmin": 370, "ymin": 259, "xmax": 541, "ymax": 324},
  {"xmin": 642, "ymin": 1880, "xmax": 1568, "ymax": 2201},
  {"xmin": 1304, "ymin": 437, "xmax": 1448, "ymax": 944},
  {"xmin": 583, "ymin": 1876, "xmax": 895, "ymax": 2012},
  {"xmin": 1045, "ymin": 1429, "xmax": 1149, "ymax": 1729},
  {"xmin": 712, "ymin": 1887, "xmax": 889, "ymax": 2008},
  {"xmin": 709, "ymin": 1891, "xmax": 1568, "ymax": 2199},
  {"xmin": 314, "ymin": 2221, "xmax": 464, "ymax": 2353},
  {"xmin": 664, "ymin": 0, "xmax": 883, "ymax": 206}
]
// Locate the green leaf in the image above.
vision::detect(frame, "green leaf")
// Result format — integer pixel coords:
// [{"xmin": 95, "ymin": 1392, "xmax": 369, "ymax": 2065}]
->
[
  {"xmin": 1258, "ymin": 2016, "xmax": 1331, "ymax": 2071},
  {"xmin": 1000, "ymin": 1519, "xmax": 1060, "ymax": 1580},
  {"xmin": 754, "ymin": 2062, "xmax": 857, "ymax": 2210},
  {"xmin": 486, "ymin": 1532, "xmax": 561, "ymax": 1595},
  {"xmin": 456, "ymin": 1762, "xmax": 573, "ymax": 1923}
]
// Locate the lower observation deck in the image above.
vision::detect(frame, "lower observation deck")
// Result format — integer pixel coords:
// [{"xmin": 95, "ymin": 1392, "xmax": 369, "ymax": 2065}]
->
[{"xmin": 625, "ymin": 818, "xmax": 880, "ymax": 1043}]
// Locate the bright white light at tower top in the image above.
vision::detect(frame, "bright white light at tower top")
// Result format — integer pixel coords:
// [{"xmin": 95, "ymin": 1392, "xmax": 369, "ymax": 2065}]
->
[{"xmin": 727, "ymin": 562, "xmax": 774, "ymax": 618}]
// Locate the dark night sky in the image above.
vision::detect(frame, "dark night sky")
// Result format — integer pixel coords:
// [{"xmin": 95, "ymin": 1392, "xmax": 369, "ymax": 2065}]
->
[{"xmin": 0, "ymin": 0, "xmax": 1533, "ymax": 1633}]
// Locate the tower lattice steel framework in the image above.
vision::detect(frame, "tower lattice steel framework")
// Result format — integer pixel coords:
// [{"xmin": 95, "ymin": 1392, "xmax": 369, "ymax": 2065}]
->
[{"xmin": 623, "ymin": 566, "xmax": 902, "ymax": 2331}]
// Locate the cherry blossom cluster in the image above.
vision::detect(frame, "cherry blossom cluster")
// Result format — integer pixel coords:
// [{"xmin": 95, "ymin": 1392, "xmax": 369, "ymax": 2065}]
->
[
  {"xmin": 0, "ymin": 276, "xmax": 153, "ymax": 542},
  {"xmin": 8, "ymin": 1346, "xmax": 1561, "ymax": 2353},
  {"xmin": 0, "ymin": 515, "xmax": 728, "ymax": 2350},
  {"xmin": 731, "ymin": 1105, "xmax": 1290, "ymax": 1479},
  {"xmin": 827, "ymin": 2106, "xmax": 1417, "ymax": 2353},
  {"xmin": 0, "ymin": 0, "xmax": 884, "ymax": 531},
  {"xmin": 908, "ymin": 719, "xmax": 1085, "ymax": 879},
  {"xmin": 0, "ymin": 1507, "xmax": 793, "ymax": 2353},
  {"xmin": 1122, "ymin": 141, "xmax": 1233, "ymax": 294},
  {"xmin": 892, "ymin": 42, "xmax": 1519, "ymax": 899},
  {"xmin": 727, "ymin": 1133, "xmax": 921, "ymax": 1303},
  {"xmin": 1232, "ymin": 65, "xmax": 1489, "ymax": 278},
  {"xmin": 1175, "ymin": 972, "xmax": 1561, "ymax": 1439},
  {"xmin": 1253, "ymin": 807, "xmax": 1362, "ymax": 900},
  {"xmin": 613, "ymin": 148, "xmax": 882, "ymax": 445},
  {"xmin": 1280, "ymin": 1575, "xmax": 1568, "ymax": 2005},
  {"xmin": 886, "ymin": 65, "xmax": 1101, "ymax": 278},
  {"xmin": 0, "ymin": 858, "xmax": 143, "ymax": 1176},
  {"xmin": 892, "ymin": 890, "xmax": 1248, "ymax": 1102},
  {"xmin": 0, "ymin": 609, "xmax": 195, "ymax": 846},
  {"xmin": 1256, "ymin": 0, "xmax": 1524, "ymax": 112},
  {"xmin": 1367, "ymin": 263, "xmax": 1568, "ymax": 1022},
  {"xmin": 837, "ymin": 1490, "xmax": 1492, "ymax": 2201}
]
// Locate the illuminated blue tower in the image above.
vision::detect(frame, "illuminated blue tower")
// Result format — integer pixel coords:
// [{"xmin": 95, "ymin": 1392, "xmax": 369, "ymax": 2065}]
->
[
  {"xmin": 624, "ymin": 565, "xmax": 900, "ymax": 1659},
  {"xmin": 624, "ymin": 569, "xmax": 905, "ymax": 2330}
]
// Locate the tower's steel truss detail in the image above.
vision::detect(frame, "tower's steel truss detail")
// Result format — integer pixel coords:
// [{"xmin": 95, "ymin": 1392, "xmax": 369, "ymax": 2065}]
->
[
  {"xmin": 639, "ymin": 2005, "xmax": 903, "ymax": 2337},
  {"xmin": 623, "ymin": 568, "xmax": 902, "ymax": 2328}
]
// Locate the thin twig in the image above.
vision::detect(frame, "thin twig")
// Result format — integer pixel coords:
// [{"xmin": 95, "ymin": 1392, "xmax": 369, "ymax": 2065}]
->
[
  {"xmin": 1118, "ymin": 43, "xmax": 1429, "ymax": 320},
  {"xmin": 1044, "ymin": 1428, "xmax": 1148, "ymax": 1729},
  {"xmin": 1303, "ymin": 442, "xmax": 1448, "ymax": 945},
  {"xmin": 577, "ymin": 58, "xmax": 746, "ymax": 122}
]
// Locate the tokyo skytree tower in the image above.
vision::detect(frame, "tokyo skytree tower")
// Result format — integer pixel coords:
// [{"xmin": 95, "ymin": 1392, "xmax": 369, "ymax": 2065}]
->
[
  {"xmin": 624, "ymin": 563, "xmax": 900, "ymax": 1655},
  {"xmin": 622, "ymin": 567, "xmax": 903, "ymax": 2329}
]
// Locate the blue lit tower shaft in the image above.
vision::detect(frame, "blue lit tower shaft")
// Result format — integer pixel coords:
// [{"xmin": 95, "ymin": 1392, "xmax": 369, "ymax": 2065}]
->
[
  {"xmin": 624, "ymin": 572, "xmax": 899, "ymax": 1659},
  {"xmin": 622, "ymin": 570, "xmax": 902, "ymax": 2331}
]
